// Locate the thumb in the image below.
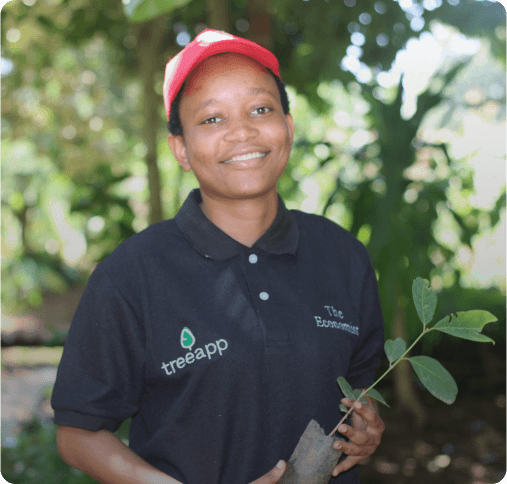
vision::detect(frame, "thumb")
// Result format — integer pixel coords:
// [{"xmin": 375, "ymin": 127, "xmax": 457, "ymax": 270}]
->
[
  {"xmin": 266, "ymin": 460, "xmax": 286, "ymax": 483},
  {"xmin": 253, "ymin": 460, "xmax": 286, "ymax": 484}
]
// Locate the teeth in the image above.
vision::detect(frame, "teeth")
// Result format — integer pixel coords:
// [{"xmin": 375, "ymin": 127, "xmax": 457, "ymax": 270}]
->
[{"xmin": 223, "ymin": 152, "xmax": 266, "ymax": 164}]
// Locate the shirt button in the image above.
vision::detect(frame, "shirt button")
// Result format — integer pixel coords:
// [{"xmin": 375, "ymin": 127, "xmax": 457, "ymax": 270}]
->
[
  {"xmin": 249, "ymin": 254, "xmax": 258, "ymax": 264},
  {"xmin": 259, "ymin": 292, "xmax": 269, "ymax": 301}
]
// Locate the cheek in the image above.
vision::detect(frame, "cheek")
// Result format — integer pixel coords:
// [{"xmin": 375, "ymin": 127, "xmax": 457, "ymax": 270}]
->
[
  {"xmin": 277, "ymin": 119, "xmax": 291, "ymax": 146},
  {"xmin": 270, "ymin": 121, "xmax": 293, "ymax": 146},
  {"xmin": 185, "ymin": 134, "xmax": 218, "ymax": 166}
]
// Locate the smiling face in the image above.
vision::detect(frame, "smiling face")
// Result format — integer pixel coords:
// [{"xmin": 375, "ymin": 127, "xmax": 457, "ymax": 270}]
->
[{"xmin": 168, "ymin": 53, "xmax": 294, "ymax": 202}]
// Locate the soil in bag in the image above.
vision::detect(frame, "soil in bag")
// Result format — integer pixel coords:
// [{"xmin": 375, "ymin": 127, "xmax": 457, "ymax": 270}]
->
[{"xmin": 278, "ymin": 419, "xmax": 346, "ymax": 484}]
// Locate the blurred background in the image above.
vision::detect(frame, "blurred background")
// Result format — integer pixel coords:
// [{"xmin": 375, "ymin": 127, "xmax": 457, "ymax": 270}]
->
[{"xmin": 1, "ymin": 0, "xmax": 505, "ymax": 482}]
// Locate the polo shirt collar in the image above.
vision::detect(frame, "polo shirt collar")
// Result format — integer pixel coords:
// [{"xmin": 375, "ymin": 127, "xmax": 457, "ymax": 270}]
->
[{"xmin": 175, "ymin": 189, "xmax": 299, "ymax": 261}]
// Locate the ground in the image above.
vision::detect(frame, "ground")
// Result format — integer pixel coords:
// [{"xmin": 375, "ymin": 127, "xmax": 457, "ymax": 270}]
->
[{"xmin": 356, "ymin": 366, "xmax": 506, "ymax": 484}]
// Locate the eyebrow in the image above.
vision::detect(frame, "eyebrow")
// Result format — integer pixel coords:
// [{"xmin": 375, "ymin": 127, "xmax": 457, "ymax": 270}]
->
[{"xmin": 194, "ymin": 87, "xmax": 277, "ymax": 114}]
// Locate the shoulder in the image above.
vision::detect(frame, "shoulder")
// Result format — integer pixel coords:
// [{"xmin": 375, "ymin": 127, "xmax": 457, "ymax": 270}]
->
[
  {"xmin": 291, "ymin": 209, "xmax": 370, "ymax": 263},
  {"xmin": 93, "ymin": 218, "xmax": 183, "ymax": 281}
]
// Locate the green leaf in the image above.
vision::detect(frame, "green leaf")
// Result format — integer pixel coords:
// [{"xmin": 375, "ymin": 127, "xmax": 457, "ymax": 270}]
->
[
  {"xmin": 339, "ymin": 404, "xmax": 348, "ymax": 413},
  {"xmin": 384, "ymin": 337, "xmax": 406, "ymax": 364},
  {"xmin": 123, "ymin": 0, "xmax": 192, "ymax": 23},
  {"xmin": 352, "ymin": 389, "xmax": 368, "ymax": 405},
  {"xmin": 412, "ymin": 278, "xmax": 437, "ymax": 326},
  {"xmin": 180, "ymin": 327, "xmax": 195, "ymax": 350},
  {"xmin": 409, "ymin": 356, "xmax": 458, "ymax": 404},
  {"xmin": 432, "ymin": 310, "xmax": 497, "ymax": 344},
  {"xmin": 337, "ymin": 376, "xmax": 355, "ymax": 400},
  {"xmin": 366, "ymin": 388, "xmax": 390, "ymax": 408}
]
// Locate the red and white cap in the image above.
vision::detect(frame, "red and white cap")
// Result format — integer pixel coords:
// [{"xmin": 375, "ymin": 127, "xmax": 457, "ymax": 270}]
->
[{"xmin": 163, "ymin": 29, "xmax": 281, "ymax": 121}]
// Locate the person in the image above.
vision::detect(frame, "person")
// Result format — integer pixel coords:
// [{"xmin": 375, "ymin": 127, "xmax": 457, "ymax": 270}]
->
[{"xmin": 51, "ymin": 29, "xmax": 386, "ymax": 484}]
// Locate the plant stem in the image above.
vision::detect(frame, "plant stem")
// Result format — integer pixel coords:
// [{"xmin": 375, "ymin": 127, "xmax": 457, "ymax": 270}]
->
[{"xmin": 328, "ymin": 326, "xmax": 432, "ymax": 437}]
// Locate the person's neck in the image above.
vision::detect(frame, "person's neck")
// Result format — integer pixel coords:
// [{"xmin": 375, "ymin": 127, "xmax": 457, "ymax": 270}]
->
[{"xmin": 199, "ymin": 190, "xmax": 278, "ymax": 248}]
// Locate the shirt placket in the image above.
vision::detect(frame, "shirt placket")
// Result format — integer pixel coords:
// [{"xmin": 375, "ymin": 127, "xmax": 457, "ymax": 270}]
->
[{"xmin": 242, "ymin": 249, "xmax": 292, "ymax": 347}]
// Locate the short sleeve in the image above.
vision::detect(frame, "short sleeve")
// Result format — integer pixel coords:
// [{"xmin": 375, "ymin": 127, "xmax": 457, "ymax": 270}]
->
[
  {"xmin": 51, "ymin": 266, "xmax": 145, "ymax": 431},
  {"xmin": 346, "ymin": 261, "xmax": 384, "ymax": 389}
]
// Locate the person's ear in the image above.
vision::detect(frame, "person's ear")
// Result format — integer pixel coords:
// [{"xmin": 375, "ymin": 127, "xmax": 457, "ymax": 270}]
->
[
  {"xmin": 285, "ymin": 113, "xmax": 295, "ymax": 146},
  {"xmin": 168, "ymin": 135, "xmax": 191, "ymax": 172}
]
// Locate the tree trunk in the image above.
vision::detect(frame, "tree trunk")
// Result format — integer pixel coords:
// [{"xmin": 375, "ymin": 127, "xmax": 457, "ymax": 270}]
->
[
  {"xmin": 135, "ymin": 20, "xmax": 166, "ymax": 225},
  {"xmin": 247, "ymin": 0, "xmax": 272, "ymax": 49},
  {"xmin": 206, "ymin": 0, "xmax": 230, "ymax": 31},
  {"xmin": 17, "ymin": 205, "xmax": 28, "ymax": 254},
  {"xmin": 479, "ymin": 341, "xmax": 497, "ymax": 389},
  {"xmin": 392, "ymin": 299, "xmax": 429, "ymax": 429}
]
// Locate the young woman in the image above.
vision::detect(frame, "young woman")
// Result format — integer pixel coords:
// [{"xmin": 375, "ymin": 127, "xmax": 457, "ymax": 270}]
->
[{"xmin": 52, "ymin": 29, "xmax": 385, "ymax": 484}]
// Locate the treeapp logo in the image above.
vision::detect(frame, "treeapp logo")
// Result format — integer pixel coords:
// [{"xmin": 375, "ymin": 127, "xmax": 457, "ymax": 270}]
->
[
  {"xmin": 180, "ymin": 327, "xmax": 195, "ymax": 351},
  {"xmin": 162, "ymin": 328, "xmax": 229, "ymax": 376}
]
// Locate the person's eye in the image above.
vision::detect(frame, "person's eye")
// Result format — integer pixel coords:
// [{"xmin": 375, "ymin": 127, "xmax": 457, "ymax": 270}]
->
[
  {"xmin": 203, "ymin": 116, "xmax": 222, "ymax": 124},
  {"xmin": 252, "ymin": 107, "xmax": 271, "ymax": 115}
]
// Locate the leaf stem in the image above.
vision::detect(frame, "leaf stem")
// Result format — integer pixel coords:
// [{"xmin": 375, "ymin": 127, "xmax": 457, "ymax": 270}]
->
[{"xmin": 328, "ymin": 326, "xmax": 431, "ymax": 437}]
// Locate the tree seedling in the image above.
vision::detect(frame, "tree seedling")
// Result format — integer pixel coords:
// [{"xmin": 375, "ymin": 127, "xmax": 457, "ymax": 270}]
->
[{"xmin": 330, "ymin": 277, "xmax": 497, "ymax": 437}]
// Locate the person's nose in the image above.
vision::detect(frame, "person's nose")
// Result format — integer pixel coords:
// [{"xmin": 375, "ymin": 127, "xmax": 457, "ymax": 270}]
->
[{"xmin": 223, "ymin": 116, "xmax": 259, "ymax": 143}]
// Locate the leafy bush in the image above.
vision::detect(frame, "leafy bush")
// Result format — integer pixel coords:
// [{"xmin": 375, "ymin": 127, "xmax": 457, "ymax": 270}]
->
[{"xmin": 1, "ymin": 418, "xmax": 131, "ymax": 483}]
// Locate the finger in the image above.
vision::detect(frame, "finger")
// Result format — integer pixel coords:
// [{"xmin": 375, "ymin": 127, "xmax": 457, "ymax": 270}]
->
[
  {"xmin": 332, "ymin": 455, "xmax": 363, "ymax": 476},
  {"xmin": 250, "ymin": 460, "xmax": 286, "ymax": 484},
  {"xmin": 350, "ymin": 400, "xmax": 382, "ymax": 427},
  {"xmin": 341, "ymin": 396, "xmax": 370, "ymax": 407},
  {"xmin": 335, "ymin": 424, "xmax": 373, "ymax": 447},
  {"xmin": 340, "ymin": 397, "xmax": 356, "ymax": 407},
  {"xmin": 334, "ymin": 435, "xmax": 375, "ymax": 457},
  {"xmin": 265, "ymin": 460, "xmax": 286, "ymax": 483}
]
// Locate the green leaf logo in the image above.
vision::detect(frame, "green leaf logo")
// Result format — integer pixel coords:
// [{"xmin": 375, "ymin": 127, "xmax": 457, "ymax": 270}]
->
[{"xmin": 180, "ymin": 327, "xmax": 195, "ymax": 351}]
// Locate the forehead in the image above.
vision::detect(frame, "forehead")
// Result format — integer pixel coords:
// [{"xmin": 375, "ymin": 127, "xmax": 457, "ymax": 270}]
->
[{"xmin": 181, "ymin": 53, "xmax": 275, "ymax": 99}]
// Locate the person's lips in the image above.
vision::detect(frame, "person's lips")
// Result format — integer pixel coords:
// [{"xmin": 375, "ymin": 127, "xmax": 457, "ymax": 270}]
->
[{"xmin": 222, "ymin": 151, "xmax": 268, "ymax": 164}]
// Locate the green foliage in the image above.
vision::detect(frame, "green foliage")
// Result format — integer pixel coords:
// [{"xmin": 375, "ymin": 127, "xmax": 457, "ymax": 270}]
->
[
  {"xmin": 408, "ymin": 355, "xmax": 458, "ymax": 405},
  {"xmin": 384, "ymin": 337, "xmax": 406, "ymax": 365},
  {"xmin": 1, "ymin": 418, "xmax": 96, "ymax": 483},
  {"xmin": 2, "ymin": 0, "xmax": 504, "ymax": 332},
  {"xmin": 124, "ymin": 0, "xmax": 192, "ymax": 23},
  {"xmin": 412, "ymin": 277, "xmax": 438, "ymax": 326},
  {"xmin": 336, "ymin": 376, "xmax": 355, "ymax": 402},
  {"xmin": 70, "ymin": 164, "xmax": 137, "ymax": 264},
  {"xmin": 433, "ymin": 310, "xmax": 497, "ymax": 344},
  {"xmin": 2, "ymin": 417, "xmax": 132, "ymax": 483},
  {"xmin": 337, "ymin": 378, "xmax": 367, "ymax": 413},
  {"xmin": 334, "ymin": 277, "xmax": 496, "ymax": 432},
  {"xmin": 1, "ymin": 0, "xmax": 153, "ymax": 310},
  {"xmin": 365, "ymin": 388, "xmax": 389, "ymax": 408},
  {"xmin": 336, "ymin": 383, "xmax": 388, "ymax": 411}
]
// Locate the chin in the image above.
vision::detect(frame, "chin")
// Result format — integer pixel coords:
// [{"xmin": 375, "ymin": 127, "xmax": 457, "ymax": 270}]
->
[{"xmin": 231, "ymin": 183, "xmax": 277, "ymax": 199}]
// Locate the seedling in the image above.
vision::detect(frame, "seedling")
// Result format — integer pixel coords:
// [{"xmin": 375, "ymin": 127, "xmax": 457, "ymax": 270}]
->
[
  {"xmin": 278, "ymin": 277, "xmax": 497, "ymax": 484},
  {"xmin": 330, "ymin": 277, "xmax": 497, "ymax": 437}
]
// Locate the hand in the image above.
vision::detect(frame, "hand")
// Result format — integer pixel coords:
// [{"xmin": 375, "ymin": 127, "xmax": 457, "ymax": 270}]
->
[
  {"xmin": 249, "ymin": 460, "xmax": 286, "ymax": 484},
  {"xmin": 332, "ymin": 396, "xmax": 385, "ymax": 477}
]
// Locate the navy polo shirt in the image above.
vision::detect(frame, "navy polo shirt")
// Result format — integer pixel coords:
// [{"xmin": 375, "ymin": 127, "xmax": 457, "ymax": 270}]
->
[{"xmin": 52, "ymin": 188, "xmax": 384, "ymax": 484}]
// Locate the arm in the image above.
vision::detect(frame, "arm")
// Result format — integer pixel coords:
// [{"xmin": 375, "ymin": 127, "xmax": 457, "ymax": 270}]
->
[
  {"xmin": 57, "ymin": 425, "xmax": 287, "ymax": 484},
  {"xmin": 57, "ymin": 426, "xmax": 183, "ymax": 484}
]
